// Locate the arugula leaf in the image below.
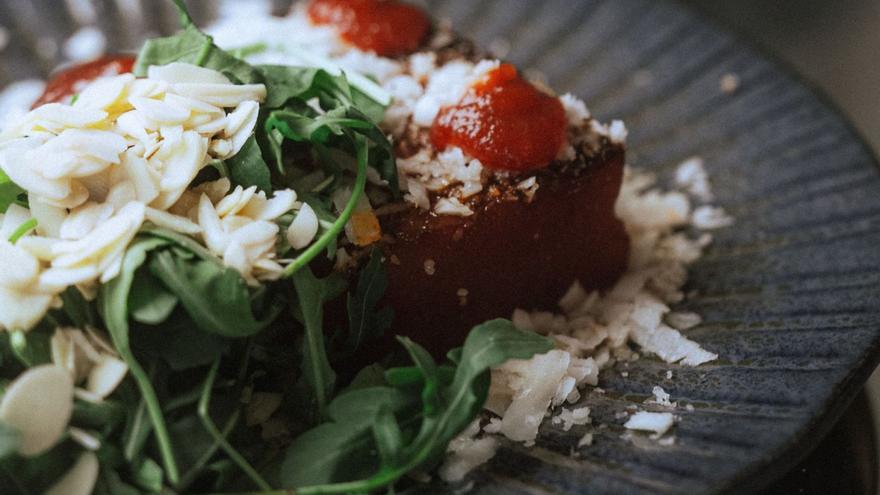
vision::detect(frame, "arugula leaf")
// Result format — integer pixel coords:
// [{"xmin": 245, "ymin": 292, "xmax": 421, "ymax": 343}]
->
[
  {"xmin": 257, "ymin": 65, "xmax": 324, "ymax": 110},
  {"xmin": 131, "ymin": 308, "xmax": 229, "ymax": 371},
  {"xmin": 98, "ymin": 236, "xmax": 180, "ymax": 485},
  {"xmin": 149, "ymin": 250, "xmax": 275, "ymax": 338},
  {"xmin": 0, "ymin": 170, "xmax": 24, "ymax": 215},
  {"xmin": 133, "ymin": 6, "xmax": 262, "ymax": 84},
  {"xmin": 128, "ymin": 270, "xmax": 178, "ymax": 325},
  {"xmin": 291, "ymin": 267, "xmax": 347, "ymax": 419},
  {"xmin": 226, "ymin": 135, "xmax": 272, "ymax": 193},
  {"xmin": 132, "ymin": 457, "xmax": 164, "ymax": 493},
  {"xmin": 281, "ymin": 387, "xmax": 418, "ymax": 487},
  {"xmin": 280, "ymin": 320, "xmax": 554, "ymax": 492},
  {"xmin": 342, "ymin": 247, "xmax": 393, "ymax": 357}
]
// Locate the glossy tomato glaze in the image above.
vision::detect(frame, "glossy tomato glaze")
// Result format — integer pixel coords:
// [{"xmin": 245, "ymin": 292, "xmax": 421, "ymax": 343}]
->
[
  {"xmin": 379, "ymin": 146, "xmax": 630, "ymax": 356},
  {"xmin": 33, "ymin": 55, "xmax": 135, "ymax": 107},
  {"xmin": 431, "ymin": 64, "xmax": 568, "ymax": 171},
  {"xmin": 308, "ymin": 0, "xmax": 430, "ymax": 57}
]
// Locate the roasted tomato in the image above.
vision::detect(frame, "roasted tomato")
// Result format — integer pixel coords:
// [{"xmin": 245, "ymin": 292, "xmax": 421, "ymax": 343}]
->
[
  {"xmin": 308, "ymin": 0, "xmax": 430, "ymax": 57},
  {"xmin": 431, "ymin": 64, "xmax": 568, "ymax": 172},
  {"xmin": 34, "ymin": 54, "xmax": 135, "ymax": 107}
]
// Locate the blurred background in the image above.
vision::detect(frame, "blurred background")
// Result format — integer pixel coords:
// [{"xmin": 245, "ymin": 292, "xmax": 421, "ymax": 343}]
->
[
  {"xmin": 682, "ymin": 0, "xmax": 880, "ymax": 154},
  {"xmin": 1, "ymin": 0, "xmax": 879, "ymax": 492}
]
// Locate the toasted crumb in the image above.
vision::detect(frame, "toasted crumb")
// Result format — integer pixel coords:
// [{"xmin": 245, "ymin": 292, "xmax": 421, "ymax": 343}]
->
[
  {"xmin": 720, "ymin": 73, "xmax": 740, "ymax": 94},
  {"xmin": 577, "ymin": 432, "xmax": 594, "ymax": 447},
  {"xmin": 424, "ymin": 259, "xmax": 436, "ymax": 275},
  {"xmin": 457, "ymin": 288, "xmax": 469, "ymax": 306}
]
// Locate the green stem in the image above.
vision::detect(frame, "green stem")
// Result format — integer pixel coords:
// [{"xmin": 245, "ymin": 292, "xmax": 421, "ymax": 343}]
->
[
  {"xmin": 198, "ymin": 359, "xmax": 271, "ymax": 491},
  {"xmin": 195, "ymin": 36, "xmax": 214, "ymax": 67},
  {"xmin": 124, "ymin": 393, "xmax": 150, "ymax": 460},
  {"xmin": 177, "ymin": 408, "xmax": 241, "ymax": 492},
  {"xmin": 7, "ymin": 218, "xmax": 36, "ymax": 243},
  {"xmin": 281, "ymin": 136, "xmax": 369, "ymax": 278},
  {"xmin": 111, "ymin": 342, "xmax": 179, "ymax": 484},
  {"xmin": 171, "ymin": 0, "xmax": 196, "ymax": 27}
]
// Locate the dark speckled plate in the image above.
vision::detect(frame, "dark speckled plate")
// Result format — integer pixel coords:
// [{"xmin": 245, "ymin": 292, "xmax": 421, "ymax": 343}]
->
[{"xmin": 2, "ymin": 1, "xmax": 879, "ymax": 494}]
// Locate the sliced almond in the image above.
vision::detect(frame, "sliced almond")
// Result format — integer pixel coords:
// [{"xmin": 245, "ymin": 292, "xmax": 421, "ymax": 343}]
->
[
  {"xmin": 87, "ymin": 356, "xmax": 128, "ymax": 399},
  {"xmin": 44, "ymin": 452, "xmax": 99, "ymax": 495},
  {"xmin": 0, "ymin": 365, "xmax": 74, "ymax": 457}
]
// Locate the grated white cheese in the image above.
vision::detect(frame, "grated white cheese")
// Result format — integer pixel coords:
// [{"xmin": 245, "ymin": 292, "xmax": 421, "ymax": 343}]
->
[
  {"xmin": 439, "ymin": 420, "xmax": 499, "ymax": 483},
  {"xmin": 624, "ymin": 411, "xmax": 674, "ymax": 437},
  {"xmin": 674, "ymin": 157, "xmax": 713, "ymax": 202},
  {"xmin": 692, "ymin": 205, "xmax": 734, "ymax": 230},
  {"xmin": 552, "ymin": 407, "xmax": 591, "ymax": 432}
]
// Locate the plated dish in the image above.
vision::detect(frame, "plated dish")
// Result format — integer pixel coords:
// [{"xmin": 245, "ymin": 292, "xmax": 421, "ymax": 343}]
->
[{"xmin": 0, "ymin": 0, "xmax": 876, "ymax": 495}]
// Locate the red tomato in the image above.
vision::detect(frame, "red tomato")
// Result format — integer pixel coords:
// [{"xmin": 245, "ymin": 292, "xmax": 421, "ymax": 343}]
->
[
  {"xmin": 308, "ymin": 0, "xmax": 430, "ymax": 57},
  {"xmin": 431, "ymin": 64, "xmax": 568, "ymax": 172},
  {"xmin": 34, "ymin": 55, "xmax": 136, "ymax": 107}
]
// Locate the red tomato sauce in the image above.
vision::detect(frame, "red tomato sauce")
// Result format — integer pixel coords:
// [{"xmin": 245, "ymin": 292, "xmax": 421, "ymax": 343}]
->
[
  {"xmin": 308, "ymin": 0, "xmax": 430, "ymax": 57},
  {"xmin": 431, "ymin": 63, "xmax": 568, "ymax": 172},
  {"xmin": 33, "ymin": 55, "xmax": 136, "ymax": 107}
]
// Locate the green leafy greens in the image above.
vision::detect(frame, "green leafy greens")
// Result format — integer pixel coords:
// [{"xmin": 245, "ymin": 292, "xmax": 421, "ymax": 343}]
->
[
  {"xmin": 280, "ymin": 320, "xmax": 554, "ymax": 492},
  {"xmin": 1, "ymin": 1, "xmax": 561, "ymax": 493}
]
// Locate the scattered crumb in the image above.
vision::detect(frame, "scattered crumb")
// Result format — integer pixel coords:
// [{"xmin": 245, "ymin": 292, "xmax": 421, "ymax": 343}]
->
[
  {"xmin": 424, "ymin": 259, "xmax": 436, "ymax": 275},
  {"xmin": 685, "ymin": 404, "xmax": 695, "ymax": 412},
  {"xmin": 577, "ymin": 432, "xmax": 594, "ymax": 447},
  {"xmin": 457, "ymin": 288, "xmax": 469, "ymax": 306},
  {"xmin": 665, "ymin": 370, "xmax": 673, "ymax": 380},
  {"xmin": 720, "ymin": 73, "xmax": 741, "ymax": 94},
  {"xmin": 658, "ymin": 435, "xmax": 676, "ymax": 447},
  {"xmin": 389, "ymin": 254, "xmax": 401, "ymax": 265},
  {"xmin": 646, "ymin": 386, "xmax": 675, "ymax": 408},
  {"xmin": 692, "ymin": 205, "xmax": 734, "ymax": 230},
  {"xmin": 674, "ymin": 157, "xmax": 713, "ymax": 202},
  {"xmin": 552, "ymin": 407, "xmax": 591, "ymax": 432}
]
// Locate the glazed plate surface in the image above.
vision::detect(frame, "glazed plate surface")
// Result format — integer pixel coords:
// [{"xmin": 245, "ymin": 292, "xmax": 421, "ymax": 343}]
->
[{"xmin": 2, "ymin": 0, "xmax": 879, "ymax": 493}]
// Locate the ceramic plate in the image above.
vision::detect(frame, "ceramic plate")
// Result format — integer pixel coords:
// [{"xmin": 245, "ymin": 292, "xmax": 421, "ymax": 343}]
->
[{"xmin": 1, "ymin": 1, "xmax": 879, "ymax": 493}]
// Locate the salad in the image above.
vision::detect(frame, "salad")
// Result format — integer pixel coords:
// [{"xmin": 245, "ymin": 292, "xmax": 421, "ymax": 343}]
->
[
  {"xmin": 0, "ymin": 2, "xmax": 553, "ymax": 493},
  {"xmin": 0, "ymin": 0, "xmax": 727, "ymax": 493}
]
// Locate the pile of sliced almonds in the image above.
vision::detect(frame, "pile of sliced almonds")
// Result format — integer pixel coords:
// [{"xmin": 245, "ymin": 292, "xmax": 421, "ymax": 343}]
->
[{"xmin": 0, "ymin": 62, "xmax": 322, "ymax": 333}]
